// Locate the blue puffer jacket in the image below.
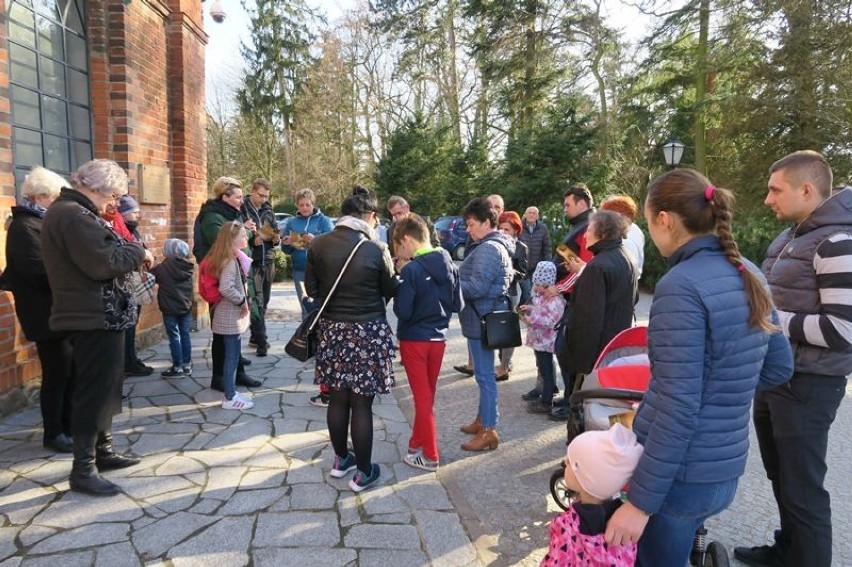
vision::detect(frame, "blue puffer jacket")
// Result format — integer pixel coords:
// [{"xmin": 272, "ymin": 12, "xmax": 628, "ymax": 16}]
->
[
  {"xmin": 281, "ymin": 208, "xmax": 335, "ymax": 273},
  {"xmin": 458, "ymin": 230, "xmax": 514, "ymax": 339},
  {"xmin": 629, "ymin": 236, "xmax": 793, "ymax": 515}
]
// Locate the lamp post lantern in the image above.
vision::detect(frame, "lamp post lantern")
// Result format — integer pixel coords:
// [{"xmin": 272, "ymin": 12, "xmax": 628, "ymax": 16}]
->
[{"xmin": 661, "ymin": 139, "xmax": 686, "ymax": 169}]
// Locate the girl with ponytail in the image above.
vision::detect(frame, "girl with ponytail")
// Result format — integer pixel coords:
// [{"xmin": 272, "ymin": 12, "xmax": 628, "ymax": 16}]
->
[{"xmin": 604, "ymin": 168, "xmax": 793, "ymax": 566}]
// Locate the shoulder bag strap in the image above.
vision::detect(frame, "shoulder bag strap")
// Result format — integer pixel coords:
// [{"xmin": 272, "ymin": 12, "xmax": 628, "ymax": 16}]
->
[{"xmin": 308, "ymin": 237, "xmax": 367, "ymax": 332}]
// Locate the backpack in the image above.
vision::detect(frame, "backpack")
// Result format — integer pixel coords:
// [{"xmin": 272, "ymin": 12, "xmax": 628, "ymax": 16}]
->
[{"xmin": 198, "ymin": 258, "xmax": 221, "ymax": 304}]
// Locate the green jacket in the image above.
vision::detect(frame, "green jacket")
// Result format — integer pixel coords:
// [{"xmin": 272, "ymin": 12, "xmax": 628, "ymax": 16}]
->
[{"xmin": 193, "ymin": 198, "xmax": 253, "ymax": 262}]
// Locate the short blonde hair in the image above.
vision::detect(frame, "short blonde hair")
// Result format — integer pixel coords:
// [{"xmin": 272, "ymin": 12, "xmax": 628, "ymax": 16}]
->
[
  {"xmin": 22, "ymin": 166, "xmax": 68, "ymax": 199},
  {"xmin": 212, "ymin": 176, "xmax": 243, "ymax": 199},
  {"xmin": 71, "ymin": 159, "xmax": 128, "ymax": 197},
  {"xmin": 294, "ymin": 188, "xmax": 315, "ymax": 204}
]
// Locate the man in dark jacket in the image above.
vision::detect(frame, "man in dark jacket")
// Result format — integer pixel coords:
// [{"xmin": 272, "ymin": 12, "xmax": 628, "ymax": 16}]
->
[
  {"xmin": 386, "ymin": 196, "xmax": 439, "ymax": 268},
  {"xmin": 735, "ymin": 151, "xmax": 852, "ymax": 567},
  {"xmin": 242, "ymin": 178, "xmax": 280, "ymax": 357},
  {"xmin": 519, "ymin": 206, "xmax": 551, "ymax": 304}
]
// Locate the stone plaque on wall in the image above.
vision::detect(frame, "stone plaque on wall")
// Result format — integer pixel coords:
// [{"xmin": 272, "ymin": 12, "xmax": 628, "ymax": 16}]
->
[{"xmin": 138, "ymin": 164, "xmax": 171, "ymax": 205}]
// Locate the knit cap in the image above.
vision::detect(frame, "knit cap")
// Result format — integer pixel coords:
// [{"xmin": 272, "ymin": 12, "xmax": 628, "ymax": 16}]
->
[
  {"xmin": 118, "ymin": 194, "xmax": 140, "ymax": 215},
  {"xmin": 566, "ymin": 423, "xmax": 644, "ymax": 500},
  {"xmin": 163, "ymin": 238, "xmax": 190, "ymax": 259},
  {"xmin": 532, "ymin": 261, "xmax": 557, "ymax": 286}
]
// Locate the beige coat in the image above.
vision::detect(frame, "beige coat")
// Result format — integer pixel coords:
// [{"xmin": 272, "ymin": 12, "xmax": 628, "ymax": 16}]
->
[{"xmin": 211, "ymin": 258, "xmax": 249, "ymax": 335}]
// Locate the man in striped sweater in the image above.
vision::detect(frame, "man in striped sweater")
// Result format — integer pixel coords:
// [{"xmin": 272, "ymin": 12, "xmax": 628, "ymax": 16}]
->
[{"xmin": 735, "ymin": 151, "xmax": 852, "ymax": 567}]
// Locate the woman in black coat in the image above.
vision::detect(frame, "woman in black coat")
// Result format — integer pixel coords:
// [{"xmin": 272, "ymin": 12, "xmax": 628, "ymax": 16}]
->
[
  {"xmin": 3, "ymin": 167, "xmax": 74, "ymax": 453},
  {"xmin": 561, "ymin": 210, "xmax": 638, "ymax": 380}
]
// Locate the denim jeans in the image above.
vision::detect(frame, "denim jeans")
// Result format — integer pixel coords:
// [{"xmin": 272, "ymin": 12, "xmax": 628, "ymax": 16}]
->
[
  {"xmin": 534, "ymin": 350, "xmax": 556, "ymax": 402},
  {"xmin": 468, "ymin": 339, "xmax": 498, "ymax": 428},
  {"xmin": 518, "ymin": 278, "xmax": 532, "ymax": 306},
  {"xmin": 293, "ymin": 270, "xmax": 308, "ymax": 320},
  {"xmin": 636, "ymin": 478, "xmax": 738, "ymax": 566},
  {"xmin": 163, "ymin": 312, "xmax": 192, "ymax": 367},
  {"xmin": 221, "ymin": 334, "xmax": 241, "ymax": 400}
]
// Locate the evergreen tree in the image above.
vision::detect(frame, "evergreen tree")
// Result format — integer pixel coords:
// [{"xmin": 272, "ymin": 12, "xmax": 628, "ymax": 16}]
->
[{"xmin": 236, "ymin": 0, "xmax": 320, "ymax": 185}]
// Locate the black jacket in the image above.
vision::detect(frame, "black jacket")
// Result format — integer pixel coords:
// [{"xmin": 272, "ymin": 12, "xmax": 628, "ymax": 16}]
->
[
  {"xmin": 562, "ymin": 238, "xmax": 637, "ymax": 375},
  {"xmin": 509, "ymin": 239, "xmax": 529, "ymax": 297},
  {"xmin": 41, "ymin": 189, "xmax": 146, "ymax": 332},
  {"xmin": 4, "ymin": 206, "xmax": 61, "ymax": 342},
  {"xmin": 242, "ymin": 198, "xmax": 278, "ymax": 265},
  {"xmin": 555, "ymin": 208, "xmax": 592, "ymax": 283},
  {"xmin": 306, "ymin": 221, "xmax": 397, "ymax": 322},
  {"xmin": 520, "ymin": 220, "xmax": 551, "ymax": 274},
  {"xmin": 150, "ymin": 257, "xmax": 194, "ymax": 316}
]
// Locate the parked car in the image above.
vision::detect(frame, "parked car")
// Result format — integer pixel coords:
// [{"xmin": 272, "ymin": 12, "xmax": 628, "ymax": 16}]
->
[
  {"xmin": 434, "ymin": 215, "xmax": 468, "ymax": 261},
  {"xmin": 275, "ymin": 212, "xmax": 292, "ymax": 234}
]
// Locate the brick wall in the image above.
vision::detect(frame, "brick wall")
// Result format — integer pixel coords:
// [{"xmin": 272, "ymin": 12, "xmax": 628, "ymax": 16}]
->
[{"xmin": 0, "ymin": 0, "xmax": 208, "ymax": 396}]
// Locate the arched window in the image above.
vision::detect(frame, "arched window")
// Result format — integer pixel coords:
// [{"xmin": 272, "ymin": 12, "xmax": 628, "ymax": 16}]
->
[{"xmin": 7, "ymin": 0, "xmax": 92, "ymax": 193}]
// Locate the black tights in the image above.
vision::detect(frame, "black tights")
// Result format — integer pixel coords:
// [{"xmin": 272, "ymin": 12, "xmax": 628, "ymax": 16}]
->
[{"xmin": 327, "ymin": 388, "xmax": 375, "ymax": 474}]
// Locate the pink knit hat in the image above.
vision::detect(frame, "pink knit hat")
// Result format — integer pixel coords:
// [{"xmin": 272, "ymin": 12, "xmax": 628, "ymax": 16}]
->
[{"xmin": 566, "ymin": 423, "xmax": 644, "ymax": 500}]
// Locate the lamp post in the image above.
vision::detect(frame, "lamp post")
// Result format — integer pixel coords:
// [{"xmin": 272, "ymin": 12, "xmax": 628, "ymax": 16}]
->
[{"xmin": 661, "ymin": 139, "xmax": 686, "ymax": 169}]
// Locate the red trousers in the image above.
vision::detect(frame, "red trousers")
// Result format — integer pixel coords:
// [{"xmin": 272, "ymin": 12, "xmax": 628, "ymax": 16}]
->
[{"xmin": 400, "ymin": 340, "xmax": 446, "ymax": 462}]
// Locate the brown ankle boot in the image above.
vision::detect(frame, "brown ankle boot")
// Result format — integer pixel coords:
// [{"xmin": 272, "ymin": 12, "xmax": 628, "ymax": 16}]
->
[
  {"xmin": 459, "ymin": 416, "xmax": 482, "ymax": 435},
  {"xmin": 461, "ymin": 428, "xmax": 499, "ymax": 452}
]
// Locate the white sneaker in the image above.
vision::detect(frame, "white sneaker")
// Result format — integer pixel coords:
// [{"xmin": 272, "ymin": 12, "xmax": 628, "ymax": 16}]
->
[{"xmin": 222, "ymin": 394, "xmax": 254, "ymax": 410}]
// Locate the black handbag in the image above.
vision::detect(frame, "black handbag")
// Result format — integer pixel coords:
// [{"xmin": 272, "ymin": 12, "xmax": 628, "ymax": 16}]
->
[
  {"xmin": 284, "ymin": 238, "xmax": 366, "ymax": 362},
  {"xmin": 477, "ymin": 295, "xmax": 522, "ymax": 350},
  {"xmin": 284, "ymin": 309, "xmax": 321, "ymax": 362}
]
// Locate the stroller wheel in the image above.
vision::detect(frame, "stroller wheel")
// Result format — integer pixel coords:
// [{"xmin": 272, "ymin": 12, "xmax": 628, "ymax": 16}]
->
[
  {"xmin": 549, "ymin": 468, "xmax": 578, "ymax": 511},
  {"xmin": 701, "ymin": 542, "xmax": 729, "ymax": 567}
]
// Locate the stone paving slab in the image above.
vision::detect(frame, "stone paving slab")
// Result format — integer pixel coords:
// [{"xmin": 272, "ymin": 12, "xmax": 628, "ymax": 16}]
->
[{"xmin": 3, "ymin": 284, "xmax": 848, "ymax": 566}]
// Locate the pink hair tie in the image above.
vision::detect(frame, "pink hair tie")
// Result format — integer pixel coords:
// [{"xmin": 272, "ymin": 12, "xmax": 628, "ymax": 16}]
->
[
  {"xmin": 737, "ymin": 262, "xmax": 746, "ymax": 272},
  {"xmin": 704, "ymin": 185, "xmax": 716, "ymax": 201}
]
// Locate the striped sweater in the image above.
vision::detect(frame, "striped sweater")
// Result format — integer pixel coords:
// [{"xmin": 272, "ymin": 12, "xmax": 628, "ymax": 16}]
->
[{"xmin": 762, "ymin": 188, "xmax": 852, "ymax": 376}]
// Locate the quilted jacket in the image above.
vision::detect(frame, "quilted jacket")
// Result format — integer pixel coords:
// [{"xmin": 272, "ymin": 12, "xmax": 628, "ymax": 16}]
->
[{"xmin": 629, "ymin": 235, "xmax": 793, "ymax": 514}]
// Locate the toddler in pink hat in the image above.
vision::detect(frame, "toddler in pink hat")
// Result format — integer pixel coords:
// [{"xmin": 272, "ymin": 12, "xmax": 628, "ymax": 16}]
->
[{"xmin": 541, "ymin": 423, "xmax": 644, "ymax": 566}]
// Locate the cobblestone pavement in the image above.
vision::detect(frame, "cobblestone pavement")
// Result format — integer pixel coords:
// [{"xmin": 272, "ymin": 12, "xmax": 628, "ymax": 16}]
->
[
  {"xmin": 0, "ymin": 285, "xmax": 478, "ymax": 567},
  {"xmin": 1, "ymin": 284, "xmax": 850, "ymax": 566},
  {"xmin": 420, "ymin": 293, "xmax": 852, "ymax": 566}
]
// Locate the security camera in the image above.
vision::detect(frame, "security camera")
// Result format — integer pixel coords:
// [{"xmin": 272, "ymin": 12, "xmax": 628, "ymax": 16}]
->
[{"xmin": 210, "ymin": 0, "xmax": 226, "ymax": 23}]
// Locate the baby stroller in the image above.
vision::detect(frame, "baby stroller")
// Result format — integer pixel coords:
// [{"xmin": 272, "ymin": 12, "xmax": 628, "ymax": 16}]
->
[{"xmin": 547, "ymin": 326, "xmax": 730, "ymax": 567}]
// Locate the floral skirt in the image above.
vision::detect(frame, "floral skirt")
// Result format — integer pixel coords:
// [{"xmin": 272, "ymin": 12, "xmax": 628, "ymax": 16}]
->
[{"xmin": 314, "ymin": 317, "xmax": 395, "ymax": 396}]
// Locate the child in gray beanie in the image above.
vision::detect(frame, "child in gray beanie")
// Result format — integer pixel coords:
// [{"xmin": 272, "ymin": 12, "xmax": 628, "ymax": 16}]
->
[{"xmin": 150, "ymin": 239, "xmax": 194, "ymax": 377}]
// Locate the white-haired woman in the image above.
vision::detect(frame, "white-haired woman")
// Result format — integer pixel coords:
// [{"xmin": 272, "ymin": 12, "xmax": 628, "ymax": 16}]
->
[
  {"xmin": 3, "ymin": 167, "xmax": 74, "ymax": 453},
  {"xmin": 41, "ymin": 159, "xmax": 152, "ymax": 496}
]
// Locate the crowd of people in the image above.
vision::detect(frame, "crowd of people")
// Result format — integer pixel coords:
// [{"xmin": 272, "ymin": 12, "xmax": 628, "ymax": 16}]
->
[{"xmin": 1, "ymin": 149, "xmax": 849, "ymax": 567}]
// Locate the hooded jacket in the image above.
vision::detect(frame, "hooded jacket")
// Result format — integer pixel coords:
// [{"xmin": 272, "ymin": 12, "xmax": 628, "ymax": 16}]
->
[
  {"xmin": 458, "ymin": 230, "xmax": 515, "ymax": 339},
  {"xmin": 305, "ymin": 217, "xmax": 397, "ymax": 322},
  {"xmin": 629, "ymin": 235, "xmax": 793, "ymax": 515},
  {"xmin": 394, "ymin": 247, "xmax": 463, "ymax": 341},
  {"xmin": 762, "ymin": 188, "xmax": 852, "ymax": 377},
  {"xmin": 281, "ymin": 208, "xmax": 334, "ymax": 273},
  {"xmin": 150, "ymin": 257, "xmax": 194, "ymax": 316},
  {"xmin": 193, "ymin": 198, "xmax": 249, "ymax": 262}
]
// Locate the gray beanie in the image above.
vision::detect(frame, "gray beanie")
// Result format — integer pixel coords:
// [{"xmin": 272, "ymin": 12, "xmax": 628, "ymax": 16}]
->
[
  {"xmin": 532, "ymin": 261, "xmax": 557, "ymax": 286},
  {"xmin": 163, "ymin": 238, "xmax": 190, "ymax": 259}
]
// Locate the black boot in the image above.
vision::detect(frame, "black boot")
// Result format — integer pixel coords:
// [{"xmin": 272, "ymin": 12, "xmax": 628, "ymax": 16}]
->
[
  {"xmin": 236, "ymin": 374, "xmax": 262, "ymax": 388},
  {"xmin": 96, "ymin": 431, "xmax": 141, "ymax": 471},
  {"xmin": 44, "ymin": 432, "xmax": 73, "ymax": 453},
  {"xmin": 69, "ymin": 434, "xmax": 120, "ymax": 496}
]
